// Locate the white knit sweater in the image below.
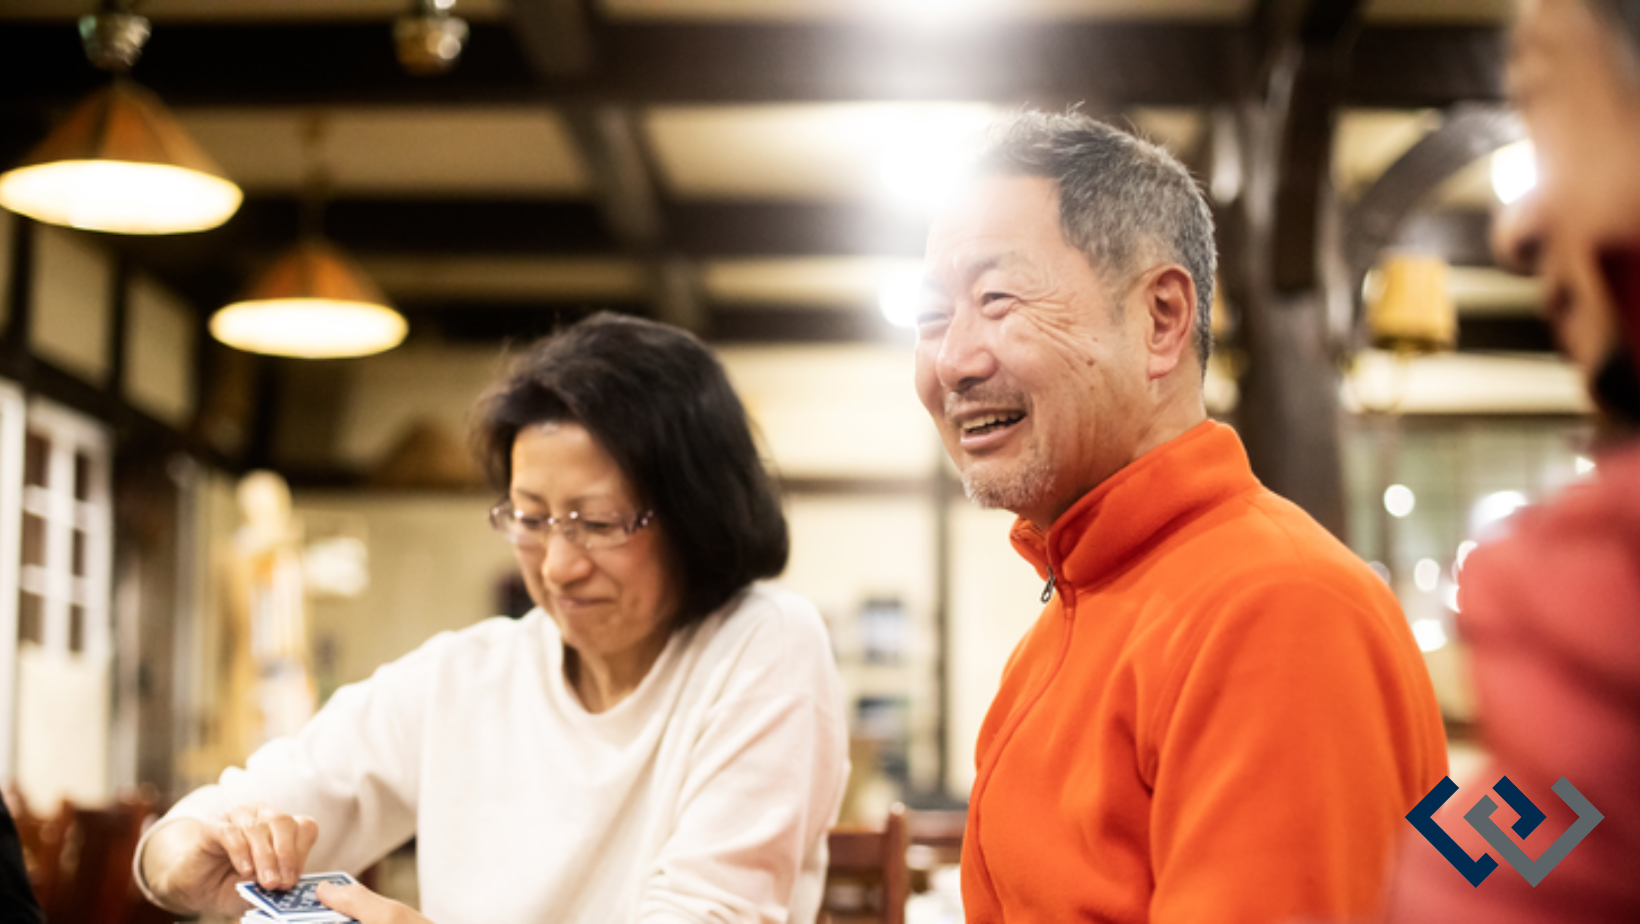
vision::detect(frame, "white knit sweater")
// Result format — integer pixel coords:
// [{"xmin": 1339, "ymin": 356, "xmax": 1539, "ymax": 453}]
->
[{"xmin": 137, "ymin": 584, "xmax": 849, "ymax": 924}]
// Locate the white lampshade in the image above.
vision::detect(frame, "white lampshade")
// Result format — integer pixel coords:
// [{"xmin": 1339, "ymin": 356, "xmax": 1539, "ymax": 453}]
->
[
  {"xmin": 212, "ymin": 241, "xmax": 408, "ymax": 359},
  {"xmin": 0, "ymin": 82, "xmax": 242, "ymax": 235}
]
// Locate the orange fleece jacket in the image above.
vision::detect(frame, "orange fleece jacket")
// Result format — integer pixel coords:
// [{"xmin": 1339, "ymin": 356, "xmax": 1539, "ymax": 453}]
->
[{"xmin": 961, "ymin": 421, "xmax": 1447, "ymax": 924}]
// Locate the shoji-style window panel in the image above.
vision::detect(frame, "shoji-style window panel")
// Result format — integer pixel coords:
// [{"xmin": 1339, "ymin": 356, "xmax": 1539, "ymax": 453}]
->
[
  {"xmin": 18, "ymin": 400, "xmax": 112, "ymax": 662},
  {"xmin": 11, "ymin": 398, "xmax": 114, "ymax": 805}
]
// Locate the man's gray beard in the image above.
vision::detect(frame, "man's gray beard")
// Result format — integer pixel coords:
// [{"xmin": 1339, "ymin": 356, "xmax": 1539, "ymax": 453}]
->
[{"xmin": 960, "ymin": 455, "xmax": 1054, "ymax": 514}]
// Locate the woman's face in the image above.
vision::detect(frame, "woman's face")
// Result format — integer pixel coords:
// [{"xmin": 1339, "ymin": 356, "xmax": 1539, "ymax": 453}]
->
[{"xmin": 509, "ymin": 421, "xmax": 680, "ymax": 669}]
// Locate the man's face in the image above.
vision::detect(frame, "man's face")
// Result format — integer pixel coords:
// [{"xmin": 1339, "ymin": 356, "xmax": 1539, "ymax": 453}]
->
[
  {"xmin": 1500, "ymin": 0, "xmax": 1640, "ymax": 373},
  {"xmin": 914, "ymin": 174, "xmax": 1152, "ymax": 529}
]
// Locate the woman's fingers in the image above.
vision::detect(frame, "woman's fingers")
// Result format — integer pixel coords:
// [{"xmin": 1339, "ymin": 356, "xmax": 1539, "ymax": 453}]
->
[
  {"xmin": 213, "ymin": 820, "xmax": 255, "ymax": 879},
  {"xmin": 265, "ymin": 811, "xmax": 317, "ymax": 885},
  {"xmin": 316, "ymin": 882, "xmax": 429, "ymax": 924},
  {"xmin": 295, "ymin": 815, "xmax": 320, "ymax": 859},
  {"xmin": 217, "ymin": 804, "xmax": 318, "ymax": 890},
  {"xmin": 213, "ymin": 808, "xmax": 260, "ymax": 880}
]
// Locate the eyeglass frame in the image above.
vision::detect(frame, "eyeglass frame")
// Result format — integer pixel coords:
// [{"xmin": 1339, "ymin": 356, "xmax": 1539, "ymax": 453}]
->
[{"xmin": 488, "ymin": 499, "xmax": 655, "ymax": 551}]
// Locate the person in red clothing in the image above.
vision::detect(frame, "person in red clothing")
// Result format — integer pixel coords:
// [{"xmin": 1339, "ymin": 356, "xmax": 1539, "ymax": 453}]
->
[
  {"xmin": 912, "ymin": 110, "xmax": 1448, "ymax": 923},
  {"xmin": 1381, "ymin": 1, "xmax": 1640, "ymax": 921}
]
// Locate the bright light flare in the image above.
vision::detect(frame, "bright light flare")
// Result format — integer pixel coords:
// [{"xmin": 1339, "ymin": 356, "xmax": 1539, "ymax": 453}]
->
[
  {"xmin": 878, "ymin": 267, "xmax": 930, "ymax": 328},
  {"xmin": 1413, "ymin": 618, "xmax": 1449, "ymax": 652},
  {"xmin": 1414, "ymin": 558, "xmax": 1441, "ymax": 593},
  {"xmin": 1491, "ymin": 141, "xmax": 1537, "ymax": 206},
  {"xmin": 1470, "ymin": 490, "xmax": 1528, "ymax": 538},
  {"xmin": 1452, "ymin": 539, "xmax": 1478, "ymax": 581},
  {"xmin": 874, "ymin": 105, "xmax": 995, "ymax": 213},
  {"xmin": 0, "ymin": 159, "xmax": 241, "ymax": 234},
  {"xmin": 1384, "ymin": 484, "xmax": 1416, "ymax": 518},
  {"xmin": 211, "ymin": 299, "xmax": 408, "ymax": 359}
]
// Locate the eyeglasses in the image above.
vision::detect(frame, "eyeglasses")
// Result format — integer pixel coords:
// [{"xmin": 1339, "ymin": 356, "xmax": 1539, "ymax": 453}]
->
[{"xmin": 488, "ymin": 500, "xmax": 654, "ymax": 551}]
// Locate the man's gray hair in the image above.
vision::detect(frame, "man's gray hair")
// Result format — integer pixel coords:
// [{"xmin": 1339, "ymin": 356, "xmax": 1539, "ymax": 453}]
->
[{"xmin": 970, "ymin": 110, "xmax": 1217, "ymax": 371}]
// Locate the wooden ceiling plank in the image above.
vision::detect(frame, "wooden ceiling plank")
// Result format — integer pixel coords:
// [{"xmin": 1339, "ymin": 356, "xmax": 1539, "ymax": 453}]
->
[
  {"xmin": 0, "ymin": 19, "xmax": 1503, "ymax": 111},
  {"xmin": 1343, "ymin": 103, "xmax": 1522, "ymax": 282}
]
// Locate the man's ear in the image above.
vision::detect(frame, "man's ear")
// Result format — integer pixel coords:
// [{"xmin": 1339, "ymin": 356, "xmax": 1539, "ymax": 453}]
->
[{"xmin": 1141, "ymin": 265, "xmax": 1198, "ymax": 380}]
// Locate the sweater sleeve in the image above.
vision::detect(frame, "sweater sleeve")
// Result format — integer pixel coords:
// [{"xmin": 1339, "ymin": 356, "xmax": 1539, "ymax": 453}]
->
[
  {"xmin": 632, "ymin": 595, "xmax": 849, "ymax": 924},
  {"xmin": 136, "ymin": 631, "xmax": 447, "ymax": 896},
  {"xmin": 1146, "ymin": 568, "xmax": 1446, "ymax": 924}
]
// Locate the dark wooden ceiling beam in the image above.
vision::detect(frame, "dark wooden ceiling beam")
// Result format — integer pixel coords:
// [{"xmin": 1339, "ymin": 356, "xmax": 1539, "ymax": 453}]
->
[
  {"xmin": 107, "ymin": 195, "xmax": 928, "ymax": 268},
  {"xmin": 0, "ymin": 19, "xmax": 1502, "ymax": 110},
  {"xmin": 1392, "ymin": 209, "xmax": 1496, "ymax": 268},
  {"xmin": 1343, "ymin": 104, "xmax": 1522, "ymax": 282},
  {"xmin": 1344, "ymin": 26, "xmax": 1508, "ymax": 106},
  {"xmin": 510, "ymin": 0, "xmax": 597, "ymax": 79}
]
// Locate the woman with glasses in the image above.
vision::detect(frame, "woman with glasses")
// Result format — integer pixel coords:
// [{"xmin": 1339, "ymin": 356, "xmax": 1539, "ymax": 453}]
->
[{"xmin": 135, "ymin": 313, "xmax": 849, "ymax": 924}]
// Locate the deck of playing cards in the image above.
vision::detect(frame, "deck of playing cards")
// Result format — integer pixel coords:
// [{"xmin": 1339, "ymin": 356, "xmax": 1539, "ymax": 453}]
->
[{"xmin": 237, "ymin": 871, "xmax": 359, "ymax": 924}]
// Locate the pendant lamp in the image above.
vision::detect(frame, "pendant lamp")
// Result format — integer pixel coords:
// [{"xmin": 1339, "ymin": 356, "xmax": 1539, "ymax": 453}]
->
[
  {"xmin": 210, "ymin": 116, "xmax": 407, "ymax": 359},
  {"xmin": 1365, "ymin": 254, "xmax": 1457, "ymax": 354},
  {"xmin": 0, "ymin": 6, "xmax": 242, "ymax": 234},
  {"xmin": 212, "ymin": 241, "xmax": 408, "ymax": 359}
]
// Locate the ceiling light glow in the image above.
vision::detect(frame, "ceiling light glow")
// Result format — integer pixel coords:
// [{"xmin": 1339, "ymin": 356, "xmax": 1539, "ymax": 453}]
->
[
  {"xmin": 878, "ymin": 268, "xmax": 929, "ymax": 328},
  {"xmin": 1491, "ymin": 141, "xmax": 1536, "ymax": 205},
  {"xmin": 874, "ymin": 105, "xmax": 995, "ymax": 212},
  {"xmin": 0, "ymin": 160, "xmax": 241, "ymax": 234},
  {"xmin": 211, "ymin": 299, "xmax": 408, "ymax": 359}
]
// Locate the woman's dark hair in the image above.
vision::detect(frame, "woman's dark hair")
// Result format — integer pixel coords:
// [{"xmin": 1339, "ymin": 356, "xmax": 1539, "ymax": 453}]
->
[{"xmin": 472, "ymin": 312, "xmax": 789, "ymax": 628}]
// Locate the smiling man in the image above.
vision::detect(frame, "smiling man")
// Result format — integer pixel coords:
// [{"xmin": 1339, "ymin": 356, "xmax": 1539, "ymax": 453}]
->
[{"xmin": 915, "ymin": 112, "xmax": 1447, "ymax": 924}]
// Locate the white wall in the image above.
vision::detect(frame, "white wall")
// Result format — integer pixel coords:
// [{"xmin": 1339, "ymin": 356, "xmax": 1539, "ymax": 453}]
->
[
  {"xmin": 294, "ymin": 491, "xmax": 519, "ymax": 690},
  {"xmin": 945, "ymin": 504, "xmax": 1043, "ymax": 797},
  {"xmin": 780, "ymin": 494, "xmax": 939, "ymax": 792},
  {"xmin": 31, "ymin": 226, "xmax": 113, "ymax": 386}
]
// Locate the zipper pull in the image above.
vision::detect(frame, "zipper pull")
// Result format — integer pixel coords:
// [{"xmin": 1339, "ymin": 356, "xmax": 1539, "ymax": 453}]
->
[{"xmin": 1040, "ymin": 567, "xmax": 1056, "ymax": 603}]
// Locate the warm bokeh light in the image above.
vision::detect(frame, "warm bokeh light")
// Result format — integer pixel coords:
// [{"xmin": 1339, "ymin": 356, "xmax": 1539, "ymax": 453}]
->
[
  {"xmin": 210, "ymin": 299, "xmax": 408, "ymax": 359},
  {"xmin": 1452, "ymin": 539, "xmax": 1478, "ymax": 580},
  {"xmin": 1490, "ymin": 140, "xmax": 1536, "ymax": 205},
  {"xmin": 1384, "ymin": 484, "xmax": 1416, "ymax": 518},
  {"xmin": 0, "ymin": 159, "xmax": 242, "ymax": 234},
  {"xmin": 874, "ymin": 105, "xmax": 995, "ymax": 212},
  {"xmin": 877, "ymin": 267, "xmax": 929, "ymax": 328},
  {"xmin": 1470, "ymin": 490, "xmax": 1528, "ymax": 538},
  {"xmin": 1414, "ymin": 558, "xmax": 1441, "ymax": 593},
  {"xmin": 1413, "ymin": 618, "xmax": 1448, "ymax": 652}
]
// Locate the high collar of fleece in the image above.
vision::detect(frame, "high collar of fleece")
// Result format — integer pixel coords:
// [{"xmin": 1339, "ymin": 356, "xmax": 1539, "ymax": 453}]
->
[{"xmin": 1008, "ymin": 420, "xmax": 1261, "ymax": 590}]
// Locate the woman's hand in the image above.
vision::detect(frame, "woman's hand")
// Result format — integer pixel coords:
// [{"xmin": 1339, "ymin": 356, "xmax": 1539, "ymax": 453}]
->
[
  {"xmin": 317, "ymin": 882, "xmax": 432, "ymax": 924},
  {"xmin": 142, "ymin": 803, "xmax": 319, "ymax": 915}
]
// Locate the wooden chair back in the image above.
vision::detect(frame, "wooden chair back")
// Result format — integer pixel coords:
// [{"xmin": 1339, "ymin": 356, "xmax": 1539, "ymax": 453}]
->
[
  {"xmin": 6, "ymin": 790, "xmax": 70, "ymax": 910},
  {"xmin": 6, "ymin": 786, "xmax": 157, "ymax": 924},
  {"xmin": 905, "ymin": 808, "xmax": 965, "ymax": 893},
  {"xmin": 819, "ymin": 803, "xmax": 909, "ymax": 924},
  {"xmin": 50, "ymin": 789, "xmax": 157, "ymax": 924}
]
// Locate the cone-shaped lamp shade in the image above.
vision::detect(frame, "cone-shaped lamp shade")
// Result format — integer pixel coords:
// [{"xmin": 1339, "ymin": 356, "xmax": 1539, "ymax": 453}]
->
[
  {"xmin": 0, "ymin": 82, "xmax": 242, "ymax": 234},
  {"xmin": 212, "ymin": 240, "xmax": 408, "ymax": 359},
  {"xmin": 1366, "ymin": 254, "xmax": 1456, "ymax": 354}
]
